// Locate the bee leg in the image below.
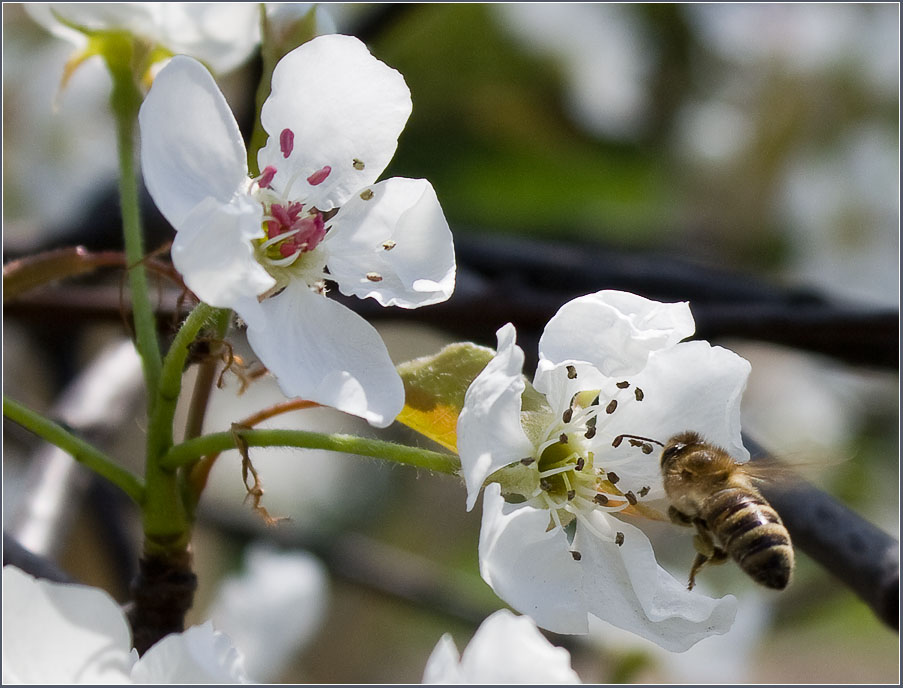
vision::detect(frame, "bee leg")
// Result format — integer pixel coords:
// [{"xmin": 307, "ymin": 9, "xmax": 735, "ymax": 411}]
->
[
  {"xmin": 668, "ymin": 505, "xmax": 694, "ymax": 527},
  {"xmin": 688, "ymin": 552, "xmax": 708, "ymax": 591},
  {"xmin": 687, "ymin": 521, "xmax": 718, "ymax": 590}
]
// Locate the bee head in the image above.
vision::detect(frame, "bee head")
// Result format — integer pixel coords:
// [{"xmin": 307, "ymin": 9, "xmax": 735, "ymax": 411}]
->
[{"xmin": 660, "ymin": 431, "xmax": 705, "ymax": 469}]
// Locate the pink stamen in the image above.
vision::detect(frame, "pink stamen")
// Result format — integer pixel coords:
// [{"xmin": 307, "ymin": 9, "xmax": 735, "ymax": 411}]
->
[
  {"xmin": 306, "ymin": 165, "xmax": 332, "ymax": 186},
  {"xmin": 266, "ymin": 220, "xmax": 281, "ymax": 239},
  {"xmin": 279, "ymin": 243, "xmax": 298, "ymax": 258},
  {"xmin": 280, "ymin": 128, "xmax": 294, "ymax": 158},
  {"xmin": 291, "ymin": 213, "xmax": 327, "ymax": 252},
  {"xmin": 271, "ymin": 203, "xmax": 292, "ymax": 227},
  {"xmin": 258, "ymin": 165, "xmax": 277, "ymax": 189}
]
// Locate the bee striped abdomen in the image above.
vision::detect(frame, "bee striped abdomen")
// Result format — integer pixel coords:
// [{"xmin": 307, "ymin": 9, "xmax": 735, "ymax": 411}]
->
[{"xmin": 701, "ymin": 487, "xmax": 794, "ymax": 589}]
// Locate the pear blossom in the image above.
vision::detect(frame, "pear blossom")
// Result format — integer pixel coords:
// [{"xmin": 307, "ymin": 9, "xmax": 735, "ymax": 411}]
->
[
  {"xmin": 422, "ymin": 609, "xmax": 581, "ymax": 684},
  {"xmin": 457, "ymin": 290, "xmax": 751, "ymax": 651},
  {"xmin": 26, "ymin": 3, "xmax": 261, "ymax": 75},
  {"xmin": 1, "ymin": 565, "xmax": 247, "ymax": 684},
  {"xmin": 139, "ymin": 34, "xmax": 455, "ymax": 427}
]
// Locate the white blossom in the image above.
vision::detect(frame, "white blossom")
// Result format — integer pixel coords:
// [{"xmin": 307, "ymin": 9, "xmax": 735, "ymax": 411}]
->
[
  {"xmin": 1, "ymin": 566, "xmax": 247, "ymax": 684},
  {"xmin": 26, "ymin": 3, "xmax": 261, "ymax": 75},
  {"xmin": 422, "ymin": 609, "xmax": 581, "ymax": 684},
  {"xmin": 139, "ymin": 34, "xmax": 455, "ymax": 427},
  {"xmin": 457, "ymin": 290, "xmax": 750, "ymax": 651}
]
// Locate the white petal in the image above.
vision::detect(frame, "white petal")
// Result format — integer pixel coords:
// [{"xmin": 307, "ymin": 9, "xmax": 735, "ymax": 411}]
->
[
  {"xmin": 139, "ymin": 55, "xmax": 249, "ymax": 230},
  {"xmin": 458, "ymin": 610, "xmax": 582, "ymax": 684},
  {"xmin": 478, "ymin": 485, "xmax": 588, "ymax": 634},
  {"xmin": 1, "ymin": 566, "xmax": 134, "ymax": 684},
  {"xmin": 157, "ymin": 4, "xmax": 261, "ymax": 74},
  {"xmin": 574, "ymin": 515, "xmax": 737, "ymax": 652},
  {"xmin": 131, "ymin": 622, "xmax": 247, "ymax": 683},
  {"xmin": 536, "ymin": 291, "xmax": 696, "ymax": 394},
  {"xmin": 326, "ymin": 178, "xmax": 455, "ymax": 308},
  {"xmin": 422, "ymin": 634, "xmax": 466, "ymax": 684},
  {"xmin": 457, "ymin": 325, "xmax": 535, "ymax": 510},
  {"xmin": 257, "ymin": 34, "xmax": 412, "ymax": 210},
  {"xmin": 243, "ymin": 281, "xmax": 404, "ymax": 427},
  {"xmin": 604, "ymin": 341, "xmax": 752, "ymax": 464},
  {"xmin": 171, "ymin": 195, "xmax": 274, "ymax": 316}
]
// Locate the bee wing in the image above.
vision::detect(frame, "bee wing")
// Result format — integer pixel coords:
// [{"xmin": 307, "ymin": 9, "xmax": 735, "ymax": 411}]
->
[{"xmin": 740, "ymin": 450, "xmax": 850, "ymax": 486}]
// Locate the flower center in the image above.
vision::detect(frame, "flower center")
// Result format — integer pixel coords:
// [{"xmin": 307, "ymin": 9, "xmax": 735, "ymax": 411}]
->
[
  {"xmin": 249, "ymin": 127, "xmax": 334, "ymax": 288},
  {"xmin": 520, "ymin": 368, "xmax": 655, "ymax": 550}
]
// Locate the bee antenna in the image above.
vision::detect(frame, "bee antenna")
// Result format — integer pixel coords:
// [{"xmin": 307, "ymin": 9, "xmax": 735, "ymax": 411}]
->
[{"xmin": 611, "ymin": 434, "xmax": 664, "ymax": 448}]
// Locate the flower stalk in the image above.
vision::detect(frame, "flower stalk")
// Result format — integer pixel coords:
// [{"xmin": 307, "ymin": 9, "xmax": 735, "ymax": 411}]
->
[
  {"xmin": 162, "ymin": 428, "xmax": 461, "ymax": 476},
  {"xmin": 107, "ymin": 36, "xmax": 163, "ymax": 404},
  {"xmin": 141, "ymin": 302, "xmax": 222, "ymax": 553},
  {"xmin": 2, "ymin": 396, "xmax": 144, "ymax": 504}
]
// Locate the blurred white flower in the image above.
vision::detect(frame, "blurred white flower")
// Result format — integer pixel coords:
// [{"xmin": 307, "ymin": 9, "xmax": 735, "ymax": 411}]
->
[
  {"xmin": 1, "ymin": 565, "xmax": 247, "ymax": 684},
  {"xmin": 206, "ymin": 544, "xmax": 329, "ymax": 683},
  {"xmin": 777, "ymin": 125, "xmax": 899, "ymax": 308},
  {"xmin": 2, "ymin": 19, "xmax": 117, "ymax": 249},
  {"xmin": 686, "ymin": 3, "xmax": 898, "ymax": 91},
  {"xmin": 673, "ymin": 100, "xmax": 754, "ymax": 165},
  {"xmin": 26, "ymin": 3, "xmax": 261, "ymax": 75},
  {"xmin": 494, "ymin": 4, "xmax": 652, "ymax": 140},
  {"xmin": 139, "ymin": 34, "xmax": 455, "ymax": 427},
  {"xmin": 422, "ymin": 609, "xmax": 581, "ymax": 684},
  {"xmin": 457, "ymin": 290, "xmax": 749, "ymax": 651}
]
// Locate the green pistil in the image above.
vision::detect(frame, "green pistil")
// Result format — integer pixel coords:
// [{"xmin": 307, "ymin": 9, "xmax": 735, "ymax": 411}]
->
[{"xmin": 536, "ymin": 432, "xmax": 595, "ymax": 501}]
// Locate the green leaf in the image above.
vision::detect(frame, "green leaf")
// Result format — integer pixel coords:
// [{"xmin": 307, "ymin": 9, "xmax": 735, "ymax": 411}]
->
[{"xmin": 396, "ymin": 342, "xmax": 496, "ymax": 453}]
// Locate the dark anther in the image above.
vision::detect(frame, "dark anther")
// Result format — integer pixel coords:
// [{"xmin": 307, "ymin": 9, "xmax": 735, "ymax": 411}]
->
[
  {"xmin": 629, "ymin": 439, "xmax": 643, "ymax": 447},
  {"xmin": 634, "ymin": 387, "xmax": 644, "ymax": 401},
  {"xmin": 559, "ymin": 433, "xmax": 569, "ymax": 444},
  {"xmin": 594, "ymin": 493, "xmax": 609, "ymax": 505},
  {"xmin": 540, "ymin": 478, "xmax": 552, "ymax": 491},
  {"xmin": 584, "ymin": 426, "xmax": 597, "ymax": 439},
  {"xmin": 616, "ymin": 381, "xmax": 630, "ymax": 389},
  {"xmin": 567, "ymin": 489, "xmax": 576, "ymax": 501},
  {"xmin": 606, "ymin": 399, "xmax": 618, "ymax": 414},
  {"xmin": 607, "ymin": 471, "xmax": 620, "ymax": 484},
  {"xmin": 625, "ymin": 491, "xmax": 637, "ymax": 505},
  {"xmin": 571, "ymin": 550, "xmax": 582, "ymax": 561},
  {"xmin": 638, "ymin": 486, "xmax": 650, "ymax": 497},
  {"xmin": 562, "ymin": 408, "xmax": 573, "ymax": 424},
  {"xmin": 611, "ymin": 435, "xmax": 623, "ymax": 447},
  {"xmin": 641, "ymin": 443, "xmax": 654, "ymax": 454},
  {"xmin": 615, "ymin": 532, "xmax": 625, "ymax": 546},
  {"xmin": 520, "ymin": 457, "xmax": 535, "ymax": 466},
  {"xmin": 566, "ymin": 365, "xmax": 577, "ymax": 379},
  {"xmin": 575, "ymin": 457, "xmax": 585, "ymax": 471}
]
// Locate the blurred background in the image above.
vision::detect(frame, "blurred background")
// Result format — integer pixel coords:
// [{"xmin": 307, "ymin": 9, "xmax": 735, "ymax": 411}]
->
[{"xmin": 3, "ymin": 3, "xmax": 899, "ymax": 683}]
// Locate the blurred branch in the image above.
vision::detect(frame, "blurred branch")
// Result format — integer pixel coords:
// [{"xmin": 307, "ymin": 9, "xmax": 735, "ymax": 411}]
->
[
  {"xmin": 747, "ymin": 435, "xmax": 899, "ymax": 631},
  {"xmin": 5, "ymin": 233, "xmax": 898, "ymax": 370},
  {"xmin": 2, "ymin": 534, "xmax": 75, "ymax": 584}
]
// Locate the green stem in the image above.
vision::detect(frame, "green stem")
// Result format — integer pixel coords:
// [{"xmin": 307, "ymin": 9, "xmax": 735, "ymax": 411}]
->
[
  {"xmin": 109, "ymin": 59, "xmax": 162, "ymax": 404},
  {"xmin": 3, "ymin": 396, "xmax": 144, "ymax": 504},
  {"xmin": 142, "ymin": 303, "xmax": 222, "ymax": 553},
  {"xmin": 162, "ymin": 429, "xmax": 461, "ymax": 476}
]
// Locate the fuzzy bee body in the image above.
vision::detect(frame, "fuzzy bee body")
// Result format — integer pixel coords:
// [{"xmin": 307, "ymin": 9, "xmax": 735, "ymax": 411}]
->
[{"xmin": 660, "ymin": 431, "xmax": 794, "ymax": 590}]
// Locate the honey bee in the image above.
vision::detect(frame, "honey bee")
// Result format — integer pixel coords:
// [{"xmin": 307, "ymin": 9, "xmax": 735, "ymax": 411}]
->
[{"xmin": 615, "ymin": 431, "xmax": 794, "ymax": 590}]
